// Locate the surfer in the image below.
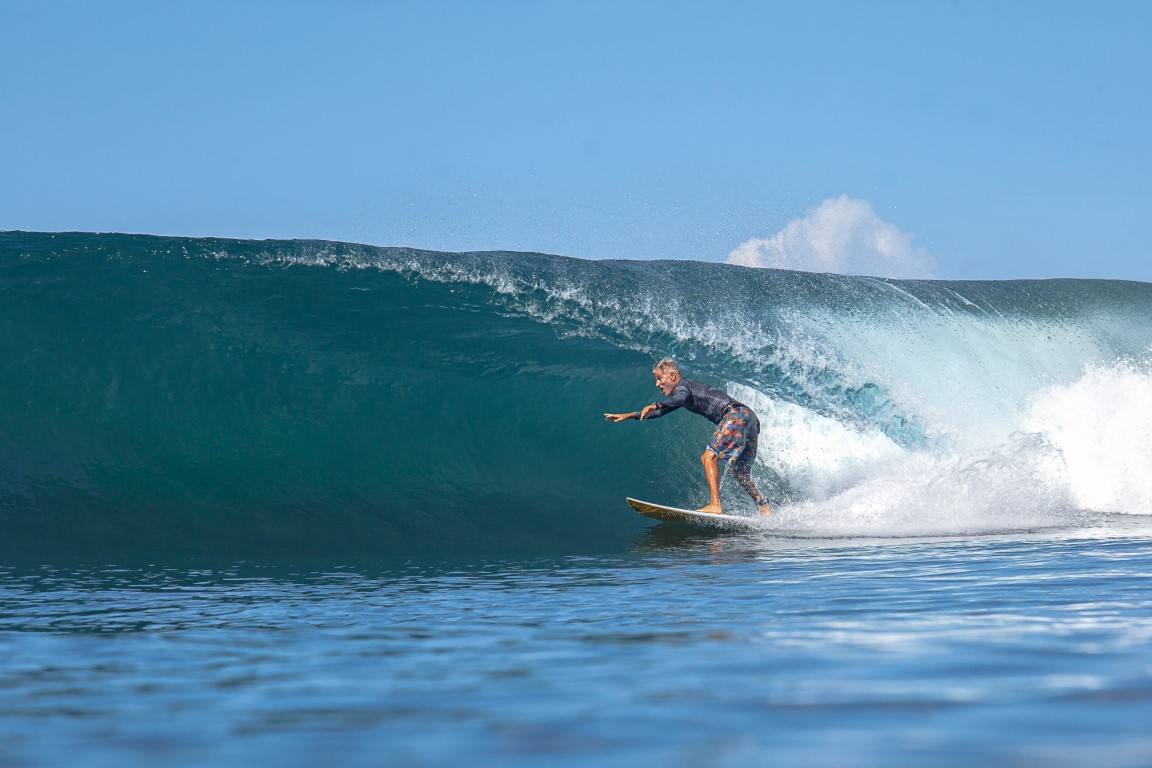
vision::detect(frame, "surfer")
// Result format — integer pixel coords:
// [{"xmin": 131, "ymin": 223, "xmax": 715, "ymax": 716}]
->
[{"xmin": 605, "ymin": 359, "xmax": 772, "ymax": 516}]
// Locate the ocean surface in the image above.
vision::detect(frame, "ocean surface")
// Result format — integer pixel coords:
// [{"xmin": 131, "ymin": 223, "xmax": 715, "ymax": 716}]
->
[{"xmin": 2, "ymin": 231, "xmax": 1151, "ymax": 765}]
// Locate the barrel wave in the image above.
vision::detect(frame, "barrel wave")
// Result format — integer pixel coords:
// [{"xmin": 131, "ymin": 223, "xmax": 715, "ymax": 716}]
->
[{"xmin": 3, "ymin": 232, "xmax": 1151, "ymax": 557}]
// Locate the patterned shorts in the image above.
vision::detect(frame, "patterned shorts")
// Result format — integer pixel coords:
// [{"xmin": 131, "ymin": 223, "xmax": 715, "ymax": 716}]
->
[{"xmin": 707, "ymin": 405, "xmax": 759, "ymax": 475}]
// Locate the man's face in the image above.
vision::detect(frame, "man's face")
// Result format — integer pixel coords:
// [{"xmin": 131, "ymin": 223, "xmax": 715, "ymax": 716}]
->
[{"xmin": 654, "ymin": 369, "xmax": 679, "ymax": 396}]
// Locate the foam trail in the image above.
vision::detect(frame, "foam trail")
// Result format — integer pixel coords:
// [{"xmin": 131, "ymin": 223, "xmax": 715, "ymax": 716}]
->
[
  {"xmin": 761, "ymin": 436, "xmax": 1071, "ymax": 538},
  {"xmin": 719, "ymin": 384, "xmax": 1068, "ymax": 537},
  {"xmin": 731, "ymin": 359, "xmax": 1152, "ymax": 538},
  {"xmin": 1022, "ymin": 359, "xmax": 1152, "ymax": 515},
  {"xmin": 729, "ymin": 383, "xmax": 905, "ymax": 501}
]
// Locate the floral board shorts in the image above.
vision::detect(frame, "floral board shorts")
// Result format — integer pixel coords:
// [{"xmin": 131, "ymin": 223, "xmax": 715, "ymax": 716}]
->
[{"xmin": 706, "ymin": 405, "xmax": 759, "ymax": 475}]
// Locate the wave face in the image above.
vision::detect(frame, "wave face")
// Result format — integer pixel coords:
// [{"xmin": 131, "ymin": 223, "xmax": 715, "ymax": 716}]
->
[{"xmin": 2, "ymin": 232, "xmax": 1151, "ymax": 556}]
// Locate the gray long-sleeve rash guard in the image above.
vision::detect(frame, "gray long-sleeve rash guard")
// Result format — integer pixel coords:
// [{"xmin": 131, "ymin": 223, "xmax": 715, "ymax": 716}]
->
[{"xmin": 647, "ymin": 379, "xmax": 752, "ymax": 427}]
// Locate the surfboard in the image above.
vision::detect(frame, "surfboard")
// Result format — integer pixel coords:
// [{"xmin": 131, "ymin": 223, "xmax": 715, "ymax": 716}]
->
[{"xmin": 626, "ymin": 498, "xmax": 764, "ymax": 530}]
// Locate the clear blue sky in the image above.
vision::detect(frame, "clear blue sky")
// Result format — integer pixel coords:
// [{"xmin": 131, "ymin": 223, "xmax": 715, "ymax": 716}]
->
[{"xmin": 3, "ymin": 1, "xmax": 1150, "ymax": 280}]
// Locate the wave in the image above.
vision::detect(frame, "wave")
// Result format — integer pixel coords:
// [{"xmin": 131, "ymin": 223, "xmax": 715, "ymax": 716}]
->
[{"xmin": 2, "ymin": 232, "xmax": 1150, "ymax": 556}]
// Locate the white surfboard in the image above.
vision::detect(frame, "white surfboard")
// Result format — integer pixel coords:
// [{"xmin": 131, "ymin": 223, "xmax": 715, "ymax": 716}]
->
[{"xmin": 626, "ymin": 498, "xmax": 764, "ymax": 530}]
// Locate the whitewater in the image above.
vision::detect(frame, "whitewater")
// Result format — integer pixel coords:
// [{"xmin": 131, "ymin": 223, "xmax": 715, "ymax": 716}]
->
[{"xmin": 2, "ymin": 231, "xmax": 1152, "ymax": 766}]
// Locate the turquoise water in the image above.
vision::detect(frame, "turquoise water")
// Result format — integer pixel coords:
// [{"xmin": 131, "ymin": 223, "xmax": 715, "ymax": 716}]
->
[{"xmin": 2, "ymin": 232, "xmax": 1152, "ymax": 764}]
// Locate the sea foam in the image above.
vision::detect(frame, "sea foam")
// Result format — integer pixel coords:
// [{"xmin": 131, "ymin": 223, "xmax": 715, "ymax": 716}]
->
[{"xmin": 730, "ymin": 358, "xmax": 1152, "ymax": 538}]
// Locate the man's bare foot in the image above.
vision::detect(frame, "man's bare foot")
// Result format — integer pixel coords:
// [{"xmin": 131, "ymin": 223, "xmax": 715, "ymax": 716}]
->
[
  {"xmin": 757, "ymin": 503, "xmax": 772, "ymax": 517},
  {"xmin": 697, "ymin": 503, "xmax": 724, "ymax": 515}
]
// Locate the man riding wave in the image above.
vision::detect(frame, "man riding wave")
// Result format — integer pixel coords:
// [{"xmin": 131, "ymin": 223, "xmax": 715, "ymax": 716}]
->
[{"xmin": 605, "ymin": 359, "xmax": 772, "ymax": 516}]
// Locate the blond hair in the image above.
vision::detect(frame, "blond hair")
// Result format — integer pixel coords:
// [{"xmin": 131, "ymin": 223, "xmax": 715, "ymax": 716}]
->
[{"xmin": 652, "ymin": 358, "xmax": 680, "ymax": 376}]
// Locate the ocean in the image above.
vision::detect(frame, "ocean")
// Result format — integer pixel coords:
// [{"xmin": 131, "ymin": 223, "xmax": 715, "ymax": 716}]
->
[{"xmin": 2, "ymin": 231, "xmax": 1151, "ymax": 765}]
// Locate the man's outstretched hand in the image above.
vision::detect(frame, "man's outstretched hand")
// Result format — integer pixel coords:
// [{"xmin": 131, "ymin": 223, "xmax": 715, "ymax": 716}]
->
[{"xmin": 604, "ymin": 405, "xmax": 656, "ymax": 422}]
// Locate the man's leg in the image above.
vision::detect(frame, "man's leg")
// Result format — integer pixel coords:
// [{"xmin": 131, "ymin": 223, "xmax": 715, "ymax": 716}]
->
[
  {"xmin": 732, "ymin": 465, "xmax": 771, "ymax": 516},
  {"xmin": 732, "ymin": 431, "xmax": 772, "ymax": 516},
  {"xmin": 699, "ymin": 449, "xmax": 723, "ymax": 514},
  {"xmin": 700, "ymin": 407, "xmax": 753, "ymax": 515}
]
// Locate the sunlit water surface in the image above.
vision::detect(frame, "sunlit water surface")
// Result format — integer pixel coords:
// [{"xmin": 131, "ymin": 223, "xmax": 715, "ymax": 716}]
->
[{"xmin": 3, "ymin": 526, "xmax": 1152, "ymax": 767}]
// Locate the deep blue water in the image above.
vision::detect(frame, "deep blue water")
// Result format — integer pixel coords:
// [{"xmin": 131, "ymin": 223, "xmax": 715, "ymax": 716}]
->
[
  {"xmin": 2, "ymin": 232, "xmax": 1151, "ymax": 764},
  {"xmin": 4, "ymin": 530, "xmax": 1152, "ymax": 766}
]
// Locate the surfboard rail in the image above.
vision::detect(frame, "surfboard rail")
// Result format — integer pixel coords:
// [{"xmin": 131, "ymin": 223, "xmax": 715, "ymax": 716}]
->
[{"xmin": 626, "ymin": 498, "xmax": 763, "ymax": 530}]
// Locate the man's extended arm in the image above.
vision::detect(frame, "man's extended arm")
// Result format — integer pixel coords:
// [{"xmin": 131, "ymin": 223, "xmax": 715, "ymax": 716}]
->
[{"xmin": 604, "ymin": 383, "xmax": 690, "ymax": 423}]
